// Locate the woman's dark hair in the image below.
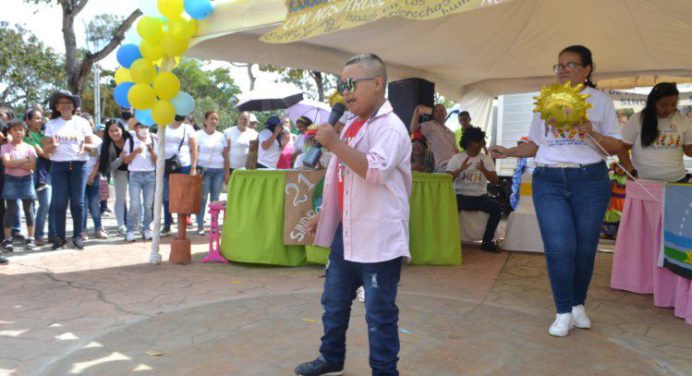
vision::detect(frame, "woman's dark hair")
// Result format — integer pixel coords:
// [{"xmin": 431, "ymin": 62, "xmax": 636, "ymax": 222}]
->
[
  {"xmin": 640, "ymin": 82, "xmax": 679, "ymax": 148},
  {"xmin": 459, "ymin": 126, "xmax": 486, "ymax": 150},
  {"xmin": 5, "ymin": 120, "xmax": 27, "ymax": 132},
  {"xmin": 559, "ymin": 45, "xmax": 596, "ymax": 88},
  {"xmin": 99, "ymin": 118, "xmax": 132, "ymax": 175},
  {"xmin": 204, "ymin": 110, "xmax": 217, "ymax": 120},
  {"xmin": 25, "ymin": 109, "xmax": 41, "ymax": 122}
]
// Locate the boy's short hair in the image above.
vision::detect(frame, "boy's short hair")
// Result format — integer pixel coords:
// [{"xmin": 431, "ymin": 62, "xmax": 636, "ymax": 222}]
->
[
  {"xmin": 345, "ymin": 53, "xmax": 387, "ymax": 82},
  {"xmin": 459, "ymin": 126, "xmax": 485, "ymax": 150}
]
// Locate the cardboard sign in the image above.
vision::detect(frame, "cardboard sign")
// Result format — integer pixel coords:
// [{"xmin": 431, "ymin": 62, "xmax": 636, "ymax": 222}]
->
[{"xmin": 284, "ymin": 170, "xmax": 326, "ymax": 245}]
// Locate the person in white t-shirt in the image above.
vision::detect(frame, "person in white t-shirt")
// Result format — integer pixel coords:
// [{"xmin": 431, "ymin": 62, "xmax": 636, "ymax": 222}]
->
[
  {"xmin": 490, "ymin": 45, "xmax": 624, "ymax": 338},
  {"xmin": 257, "ymin": 116, "xmax": 284, "ymax": 168},
  {"xmin": 447, "ymin": 127, "xmax": 501, "ymax": 252},
  {"xmin": 42, "ymin": 90, "xmax": 96, "ymax": 250},
  {"xmin": 223, "ymin": 111, "xmax": 258, "ymax": 183},
  {"xmin": 621, "ymin": 82, "xmax": 692, "ymax": 182},
  {"xmin": 162, "ymin": 115, "xmax": 198, "ymax": 233},
  {"xmin": 122, "ymin": 122, "xmax": 157, "ymax": 242},
  {"xmin": 195, "ymin": 110, "xmax": 228, "ymax": 235},
  {"xmin": 291, "ymin": 116, "xmax": 313, "ymax": 165}
]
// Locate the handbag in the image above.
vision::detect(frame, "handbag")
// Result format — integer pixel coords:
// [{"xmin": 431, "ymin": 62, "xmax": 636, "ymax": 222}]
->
[
  {"xmin": 246, "ymin": 135, "xmax": 259, "ymax": 170},
  {"xmin": 165, "ymin": 126, "xmax": 186, "ymax": 174}
]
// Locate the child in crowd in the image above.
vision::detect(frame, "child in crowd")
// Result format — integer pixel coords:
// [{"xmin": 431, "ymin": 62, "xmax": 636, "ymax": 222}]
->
[
  {"xmin": 1, "ymin": 120, "xmax": 37, "ymax": 251},
  {"xmin": 602, "ymin": 162, "xmax": 626, "ymax": 240},
  {"xmin": 122, "ymin": 122, "xmax": 157, "ymax": 242}
]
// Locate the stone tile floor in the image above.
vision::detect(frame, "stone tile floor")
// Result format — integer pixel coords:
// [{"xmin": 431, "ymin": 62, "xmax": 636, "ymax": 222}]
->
[{"xmin": 0, "ymin": 237, "xmax": 690, "ymax": 375}]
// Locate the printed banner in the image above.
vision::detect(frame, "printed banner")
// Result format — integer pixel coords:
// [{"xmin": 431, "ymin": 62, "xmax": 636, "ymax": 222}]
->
[
  {"xmin": 661, "ymin": 184, "xmax": 692, "ymax": 279},
  {"xmin": 262, "ymin": 0, "xmax": 513, "ymax": 43},
  {"xmin": 284, "ymin": 169, "xmax": 326, "ymax": 245}
]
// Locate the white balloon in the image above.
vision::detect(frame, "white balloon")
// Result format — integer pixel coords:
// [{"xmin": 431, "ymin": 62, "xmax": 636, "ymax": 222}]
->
[{"xmin": 138, "ymin": 0, "xmax": 162, "ymax": 17}]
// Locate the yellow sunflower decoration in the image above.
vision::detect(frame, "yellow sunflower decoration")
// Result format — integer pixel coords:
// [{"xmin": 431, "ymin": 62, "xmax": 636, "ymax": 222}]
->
[{"xmin": 533, "ymin": 81, "xmax": 592, "ymax": 131}]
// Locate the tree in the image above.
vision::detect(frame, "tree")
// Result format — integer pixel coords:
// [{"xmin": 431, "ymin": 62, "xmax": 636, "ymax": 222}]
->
[
  {"xmin": 259, "ymin": 65, "xmax": 339, "ymax": 102},
  {"xmin": 171, "ymin": 58, "xmax": 242, "ymax": 130},
  {"xmin": 0, "ymin": 22, "xmax": 65, "ymax": 109},
  {"xmin": 24, "ymin": 0, "xmax": 141, "ymax": 96}
]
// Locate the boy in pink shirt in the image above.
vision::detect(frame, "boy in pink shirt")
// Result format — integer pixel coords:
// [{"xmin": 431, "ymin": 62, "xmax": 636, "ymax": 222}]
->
[{"xmin": 295, "ymin": 54, "xmax": 412, "ymax": 376}]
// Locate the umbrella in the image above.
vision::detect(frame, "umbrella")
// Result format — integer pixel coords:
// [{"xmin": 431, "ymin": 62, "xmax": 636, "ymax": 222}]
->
[
  {"xmin": 286, "ymin": 99, "xmax": 331, "ymax": 125},
  {"xmin": 236, "ymin": 85, "xmax": 304, "ymax": 111}
]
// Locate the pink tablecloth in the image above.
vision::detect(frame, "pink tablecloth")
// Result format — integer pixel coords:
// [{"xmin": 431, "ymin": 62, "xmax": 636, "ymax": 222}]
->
[{"xmin": 610, "ymin": 180, "xmax": 692, "ymax": 324}]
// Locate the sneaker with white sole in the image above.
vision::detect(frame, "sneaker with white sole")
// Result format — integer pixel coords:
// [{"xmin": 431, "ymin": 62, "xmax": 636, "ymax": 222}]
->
[
  {"xmin": 548, "ymin": 313, "xmax": 574, "ymax": 337},
  {"xmin": 143, "ymin": 230, "xmax": 152, "ymax": 240},
  {"xmin": 126, "ymin": 231, "xmax": 135, "ymax": 242},
  {"xmin": 571, "ymin": 305, "xmax": 592, "ymax": 329},
  {"xmin": 118, "ymin": 225, "xmax": 128, "ymax": 236}
]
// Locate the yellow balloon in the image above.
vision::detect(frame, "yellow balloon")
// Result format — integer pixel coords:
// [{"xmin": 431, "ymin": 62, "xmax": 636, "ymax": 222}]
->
[
  {"xmin": 170, "ymin": 18, "xmax": 197, "ymax": 40},
  {"xmin": 137, "ymin": 17, "xmax": 165, "ymax": 43},
  {"xmin": 157, "ymin": 0, "xmax": 183, "ymax": 20},
  {"xmin": 160, "ymin": 33, "xmax": 189, "ymax": 57},
  {"xmin": 128, "ymin": 84, "xmax": 156, "ymax": 110},
  {"xmin": 130, "ymin": 59, "xmax": 157, "ymax": 84},
  {"xmin": 152, "ymin": 100, "xmax": 175, "ymax": 125},
  {"xmin": 153, "ymin": 72, "xmax": 181, "ymax": 100},
  {"xmin": 114, "ymin": 67, "xmax": 132, "ymax": 85},
  {"xmin": 140, "ymin": 40, "xmax": 165, "ymax": 62}
]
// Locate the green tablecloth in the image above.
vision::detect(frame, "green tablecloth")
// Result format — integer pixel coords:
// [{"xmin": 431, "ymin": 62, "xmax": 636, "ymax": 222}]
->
[{"xmin": 221, "ymin": 170, "xmax": 461, "ymax": 266}]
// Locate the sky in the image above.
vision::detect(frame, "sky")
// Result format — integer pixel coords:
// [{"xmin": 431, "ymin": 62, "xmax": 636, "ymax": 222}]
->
[{"xmin": 1, "ymin": 0, "xmax": 283, "ymax": 94}]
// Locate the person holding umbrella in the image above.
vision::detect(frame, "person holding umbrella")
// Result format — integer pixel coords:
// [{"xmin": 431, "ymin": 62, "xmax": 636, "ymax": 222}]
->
[{"xmin": 257, "ymin": 116, "xmax": 284, "ymax": 169}]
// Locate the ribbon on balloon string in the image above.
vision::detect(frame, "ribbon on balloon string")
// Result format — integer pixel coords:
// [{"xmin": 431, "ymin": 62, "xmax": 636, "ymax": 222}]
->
[{"xmin": 533, "ymin": 81, "xmax": 660, "ymax": 202}]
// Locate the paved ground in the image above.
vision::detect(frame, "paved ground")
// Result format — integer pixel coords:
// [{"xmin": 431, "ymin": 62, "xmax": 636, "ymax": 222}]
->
[{"xmin": 1, "ymin": 226, "xmax": 690, "ymax": 376}]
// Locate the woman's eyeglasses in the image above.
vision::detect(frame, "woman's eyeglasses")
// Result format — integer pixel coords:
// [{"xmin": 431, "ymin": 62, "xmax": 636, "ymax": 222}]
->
[
  {"xmin": 338, "ymin": 77, "xmax": 377, "ymax": 95},
  {"xmin": 553, "ymin": 62, "xmax": 583, "ymax": 74}
]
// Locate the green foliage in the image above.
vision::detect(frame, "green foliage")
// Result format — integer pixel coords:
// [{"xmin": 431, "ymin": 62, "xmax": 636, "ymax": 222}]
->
[
  {"xmin": 0, "ymin": 22, "xmax": 65, "ymax": 110},
  {"xmin": 171, "ymin": 58, "xmax": 242, "ymax": 131},
  {"xmin": 258, "ymin": 65, "xmax": 338, "ymax": 101},
  {"xmin": 85, "ymin": 14, "xmax": 125, "ymax": 50}
]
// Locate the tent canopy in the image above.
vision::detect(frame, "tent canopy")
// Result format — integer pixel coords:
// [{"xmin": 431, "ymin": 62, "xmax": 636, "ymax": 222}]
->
[{"xmin": 189, "ymin": 0, "xmax": 692, "ymax": 128}]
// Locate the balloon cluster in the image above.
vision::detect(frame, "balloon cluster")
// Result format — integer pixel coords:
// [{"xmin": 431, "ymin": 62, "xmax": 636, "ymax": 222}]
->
[
  {"xmin": 533, "ymin": 81, "xmax": 592, "ymax": 131},
  {"xmin": 113, "ymin": 0, "xmax": 214, "ymax": 127}
]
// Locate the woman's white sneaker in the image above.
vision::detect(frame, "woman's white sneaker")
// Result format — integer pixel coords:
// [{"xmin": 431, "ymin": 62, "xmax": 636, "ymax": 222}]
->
[
  {"xmin": 571, "ymin": 305, "xmax": 592, "ymax": 329},
  {"xmin": 549, "ymin": 313, "xmax": 574, "ymax": 337}
]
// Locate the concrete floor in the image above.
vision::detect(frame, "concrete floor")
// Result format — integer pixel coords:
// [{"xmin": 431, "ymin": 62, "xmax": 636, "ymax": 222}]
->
[{"xmin": 0, "ymin": 232, "xmax": 690, "ymax": 375}]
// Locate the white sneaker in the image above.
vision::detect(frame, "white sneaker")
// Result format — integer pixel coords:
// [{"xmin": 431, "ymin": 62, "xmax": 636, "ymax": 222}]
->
[
  {"xmin": 143, "ymin": 230, "xmax": 152, "ymax": 240},
  {"xmin": 118, "ymin": 225, "xmax": 127, "ymax": 236},
  {"xmin": 548, "ymin": 313, "xmax": 574, "ymax": 337},
  {"xmin": 571, "ymin": 305, "xmax": 592, "ymax": 329},
  {"xmin": 356, "ymin": 286, "xmax": 365, "ymax": 303},
  {"xmin": 126, "ymin": 231, "xmax": 135, "ymax": 242}
]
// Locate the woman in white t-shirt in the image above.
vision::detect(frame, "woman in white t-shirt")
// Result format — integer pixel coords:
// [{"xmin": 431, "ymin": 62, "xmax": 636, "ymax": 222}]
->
[
  {"xmin": 42, "ymin": 91, "xmax": 96, "ymax": 250},
  {"xmin": 622, "ymin": 83, "xmax": 692, "ymax": 182},
  {"xmin": 162, "ymin": 115, "xmax": 198, "ymax": 233},
  {"xmin": 122, "ymin": 123, "xmax": 157, "ymax": 242},
  {"xmin": 195, "ymin": 110, "xmax": 227, "ymax": 235},
  {"xmin": 257, "ymin": 116, "xmax": 284, "ymax": 168},
  {"xmin": 223, "ymin": 111, "xmax": 258, "ymax": 182},
  {"xmin": 490, "ymin": 46, "xmax": 624, "ymax": 337}
]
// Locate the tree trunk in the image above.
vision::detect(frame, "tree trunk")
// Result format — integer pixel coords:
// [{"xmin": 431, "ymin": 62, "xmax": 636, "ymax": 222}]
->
[
  {"xmin": 247, "ymin": 64, "xmax": 256, "ymax": 91},
  {"xmin": 312, "ymin": 71, "xmax": 325, "ymax": 101},
  {"xmin": 61, "ymin": 2, "xmax": 81, "ymax": 95}
]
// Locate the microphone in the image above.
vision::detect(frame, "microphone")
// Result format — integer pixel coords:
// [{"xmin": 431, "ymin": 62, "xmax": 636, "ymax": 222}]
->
[{"xmin": 302, "ymin": 93, "xmax": 346, "ymax": 168}]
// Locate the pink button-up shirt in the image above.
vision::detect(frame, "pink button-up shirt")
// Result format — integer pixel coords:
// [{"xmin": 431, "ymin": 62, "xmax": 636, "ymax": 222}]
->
[{"xmin": 314, "ymin": 100, "xmax": 412, "ymax": 263}]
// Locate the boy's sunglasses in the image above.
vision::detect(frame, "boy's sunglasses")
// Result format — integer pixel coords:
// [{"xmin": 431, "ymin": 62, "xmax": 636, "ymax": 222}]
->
[{"xmin": 337, "ymin": 77, "xmax": 377, "ymax": 95}]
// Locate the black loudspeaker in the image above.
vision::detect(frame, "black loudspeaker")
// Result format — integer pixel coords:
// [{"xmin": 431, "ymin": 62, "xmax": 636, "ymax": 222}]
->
[{"xmin": 388, "ymin": 78, "xmax": 435, "ymax": 130}]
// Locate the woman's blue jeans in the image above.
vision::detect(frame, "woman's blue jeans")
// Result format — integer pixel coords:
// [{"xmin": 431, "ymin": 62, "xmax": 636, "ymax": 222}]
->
[
  {"xmin": 532, "ymin": 161, "xmax": 610, "ymax": 314},
  {"xmin": 82, "ymin": 178, "xmax": 103, "ymax": 232},
  {"xmin": 50, "ymin": 161, "xmax": 87, "ymax": 240},
  {"xmin": 163, "ymin": 165, "xmax": 191, "ymax": 227},
  {"xmin": 35, "ymin": 181, "xmax": 53, "ymax": 240},
  {"xmin": 197, "ymin": 167, "xmax": 224, "ymax": 228}
]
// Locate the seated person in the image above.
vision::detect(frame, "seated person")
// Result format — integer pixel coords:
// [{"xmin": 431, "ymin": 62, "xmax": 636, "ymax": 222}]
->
[
  {"xmin": 411, "ymin": 136, "xmax": 435, "ymax": 173},
  {"xmin": 410, "ymin": 104, "xmax": 458, "ymax": 172},
  {"xmin": 447, "ymin": 127, "xmax": 502, "ymax": 252},
  {"xmin": 455, "ymin": 111, "xmax": 488, "ymax": 154}
]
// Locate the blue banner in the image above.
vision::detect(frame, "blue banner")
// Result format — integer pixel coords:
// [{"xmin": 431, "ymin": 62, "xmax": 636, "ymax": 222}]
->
[{"xmin": 662, "ymin": 184, "xmax": 692, "ymax": 279}]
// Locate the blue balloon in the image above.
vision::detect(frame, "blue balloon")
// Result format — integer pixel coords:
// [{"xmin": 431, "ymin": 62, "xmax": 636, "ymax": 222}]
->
[
  {"xmin": 184, "ymin": 0, "xmax": 213, "ymax": 20},
  {"xmin": 171, "ymin": 91, "xmax": 195, "ymax": 115},
  {"xmin": 116, "ymin": 44, "xmax": 142, "ymax": 69},
  {"xmin": 114, "ymin": 82, "xmax": 134, "ymax": 108},
  {"xmin": 135, "ymin": 108, "xmax": 155, "ymax": 126}
]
